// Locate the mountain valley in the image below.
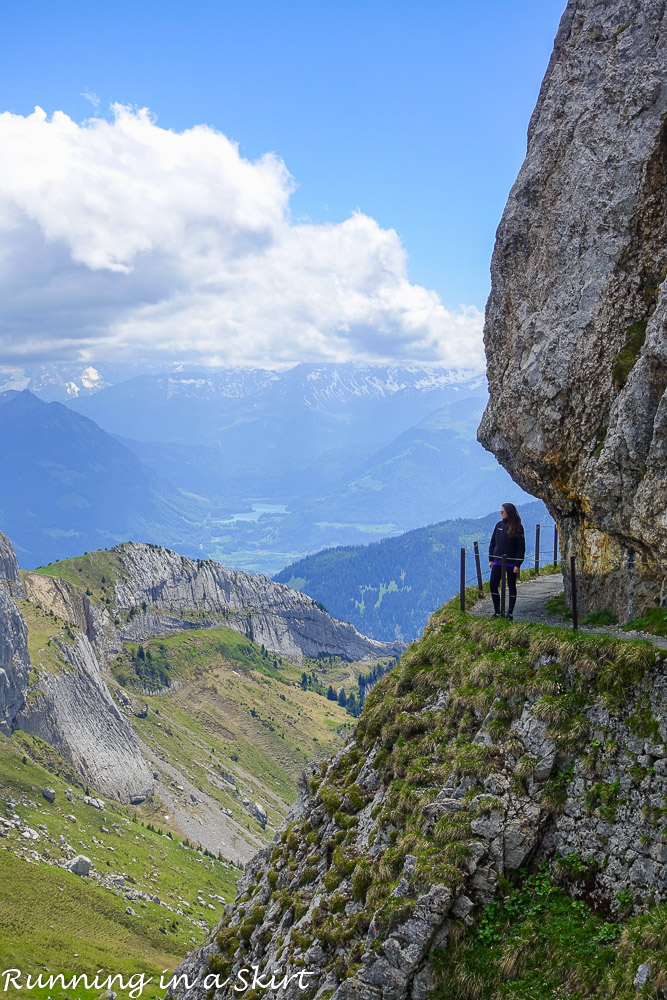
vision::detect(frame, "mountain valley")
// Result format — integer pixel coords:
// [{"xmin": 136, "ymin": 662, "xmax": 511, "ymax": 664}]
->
[{"xmin": 0, "ymin": 528, "xmax": 400, "ymax": 991}]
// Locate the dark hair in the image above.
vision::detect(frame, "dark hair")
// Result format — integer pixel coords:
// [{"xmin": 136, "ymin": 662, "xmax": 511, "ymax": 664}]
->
[{"xmin": 502, "ymin": 502, "xmax": 523, "ymax": 538}]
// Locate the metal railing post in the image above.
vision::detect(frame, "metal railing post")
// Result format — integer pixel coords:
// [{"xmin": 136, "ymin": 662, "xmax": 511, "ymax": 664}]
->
[
  {"xmin": 535, "ymin": 524, "xmax": 540, "ymax": 575},
  {"xmin": 460, "ymin": 548, "xmax": 466, "ymax": 612},
  {"xmin": 570, "ymin": 556, "xmax": 578, "ymax": 630},
  {"xmin": 473, "ymin": 541, "xmax": 483, "ymax": 596},
  {"xmin": 553, "ymin": 524, "xmax": 559, "ymax": 568}
]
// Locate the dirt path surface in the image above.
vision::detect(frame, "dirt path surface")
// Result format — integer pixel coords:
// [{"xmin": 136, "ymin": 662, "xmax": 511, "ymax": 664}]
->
[{"xmin": 469, "ymin": 573, "xmax": 667, "ymax": 650}]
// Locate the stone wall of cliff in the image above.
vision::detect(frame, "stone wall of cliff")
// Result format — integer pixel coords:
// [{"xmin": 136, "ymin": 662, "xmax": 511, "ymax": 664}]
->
[
  {"xmin": 0, "ymin": 530, "xmax": 25, "ymax": 599},
  {"xmin": 0, "ymin": 530, "xmax": 30, "ymax": 734},
  {"xmin": 0, "ymin": 588, "xmax": 30, "ymax": 736},
  {"xmin": 478, "ymin": 0, "xmax": 667, "ymax": 620}
]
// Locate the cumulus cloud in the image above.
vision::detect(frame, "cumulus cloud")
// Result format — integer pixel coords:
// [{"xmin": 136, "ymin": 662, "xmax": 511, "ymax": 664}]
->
[{"xmin": 0, "ymin": 105, "xmax": 484, "ymax": 368}]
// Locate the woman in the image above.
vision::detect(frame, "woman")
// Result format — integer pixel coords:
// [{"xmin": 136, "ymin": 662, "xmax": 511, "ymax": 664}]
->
[{"xmin": 488, "ymin": 502, "xmax": 525, "ymax": 619}]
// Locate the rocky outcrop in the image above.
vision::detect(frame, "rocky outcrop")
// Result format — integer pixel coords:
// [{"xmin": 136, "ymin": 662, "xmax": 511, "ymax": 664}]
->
[
  {"xmin": 16, "ymin": 631, "xmax": 153, "ymax": 804},
  {"xmin": 36, "ymin": 543, "xmax": 405, "ymax": 667},
  {"xmin": 168, "ymin": 614, "xmax": 666, "ymax": 1000},
  {"xmin": 0, "ymin": 531, "xmax": 153, "ymax": 802},
  {"xmin": 0, "ymin": 530, "xmax": 25, "ymax": 599},
  {"xmin": 23, "ymin": 572, "xmax": 116, "ymax": 660},
  {"xmin": 0, "ymin": 531, "xmax": 30, "ymax": 734},
  {"xmin": 0, "ymin": 588, "xmax": 30, "ymax": 735},
  {"xmin": 478, "ymin": 0, "xmax": 667, "ymax": 620}
]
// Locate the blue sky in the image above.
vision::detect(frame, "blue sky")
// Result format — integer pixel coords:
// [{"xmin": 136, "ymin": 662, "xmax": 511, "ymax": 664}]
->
[{"xmin": 0, "ymin": 1, "xmax": 565, "ymax": 368}]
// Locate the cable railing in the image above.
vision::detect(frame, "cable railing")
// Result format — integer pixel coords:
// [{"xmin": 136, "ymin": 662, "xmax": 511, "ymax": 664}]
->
[{"xmin": 458, "ymin": 523, "xmax": 667, "ymax": 631}]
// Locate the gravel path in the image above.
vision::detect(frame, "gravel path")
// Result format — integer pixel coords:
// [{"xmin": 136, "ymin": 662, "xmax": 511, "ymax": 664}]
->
[{"xmin": 469, "ymin": 572, "xmax": 667, "ymax": 650}]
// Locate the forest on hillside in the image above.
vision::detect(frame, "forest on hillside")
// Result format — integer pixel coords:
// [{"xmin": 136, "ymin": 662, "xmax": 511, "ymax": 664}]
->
[{"xmin": 275, "ymin": 500, "xmax": 551, "ymax": 640}]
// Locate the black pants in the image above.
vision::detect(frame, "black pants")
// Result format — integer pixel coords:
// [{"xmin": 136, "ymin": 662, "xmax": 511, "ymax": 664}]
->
[{"xmin": 490, "ymin": 564, "xmax": 519, "ymax": 614}]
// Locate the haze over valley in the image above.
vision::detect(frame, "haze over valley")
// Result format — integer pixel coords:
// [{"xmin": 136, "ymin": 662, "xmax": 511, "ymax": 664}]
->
[{"xmin": 0, "ymin": 360, "xmax": 530, "ymax": 573}]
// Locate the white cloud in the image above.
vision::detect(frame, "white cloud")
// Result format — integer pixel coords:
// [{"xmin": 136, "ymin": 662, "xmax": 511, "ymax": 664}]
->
[{"xmin": 0, "ymin": 105, "xmax": 484, "ymax": 369}]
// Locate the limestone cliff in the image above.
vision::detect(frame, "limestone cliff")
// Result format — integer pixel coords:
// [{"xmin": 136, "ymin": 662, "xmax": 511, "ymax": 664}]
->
[
  {"xmin": 478, "ymin": 0, "xmax": 667, "ymax": 620},
  {"xmin": 0, "ymin": 532, "xmax": 153, "ymax": 803},
  {"xmin": 28, "ymin": 543, "xmax": 405, "ymax": 667},
  {"xmin": 0, "ymin": 530, "xmax": 25, "ymax": 599},
  {"xmin": 16, "ymin": 631, "xmax": 153, "ymax": 803},
  {"xmin": 0, "ymin": 588, "xmax": 30, "ymax": 736},
  {"xmin": 0, "ymin": 531, "xmax": 30, "ymax": 734},
  {"xmin": 168, "ymin": 610, "xmax": 666, "ymax": 1000}
]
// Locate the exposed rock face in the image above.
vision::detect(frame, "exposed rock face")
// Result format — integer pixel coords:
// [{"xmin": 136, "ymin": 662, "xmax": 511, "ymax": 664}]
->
[
  {"xmin": 168, "ymin": 615, "xmax": 666, "ymax": 1000},
  {"xmin": 23, "ymin": 572, "xmax": 115, "ymax": 660},
  {"xmin": 478, "ymin": 0, "xmax": 667, "ymax": 620},
  {"xmin": 0, "ymin": 587, "xmax": 30, "ymax": 735},
  {"xmin": 0, "ymin": 530, "xmax": 25, "ymax": 599},
  {"xmin": 102, "ymin": 543, "xmax": 404, "ymax": 665},
  {"xmin": 0, "ymin": 531, "xmax": 153, "ymax": 803},
  {"xmin": 0, "ymin": 532, "xmax": 30, "ymax": 734},
  {"xmin": 16, "ymin": 631, "xmax": 153, "ymax": 804}
]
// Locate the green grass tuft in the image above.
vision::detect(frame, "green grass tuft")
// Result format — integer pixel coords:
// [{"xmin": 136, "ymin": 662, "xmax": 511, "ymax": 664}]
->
[
  {"xmin": 612, "ymin": 319, "xmax": 647, "ymax": 390},
  {"xmin": 545, "ymin": 590, "xmax": 572, "ymax": 620},
  {"xmin": 623, "ymin": 607, "xmax": 667, "ymax": 637}
]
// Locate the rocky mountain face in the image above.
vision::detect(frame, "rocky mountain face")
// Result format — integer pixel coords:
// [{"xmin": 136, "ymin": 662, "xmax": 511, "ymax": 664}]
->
[
  {"xmin": 31, "ymin": 542, "xmax": 404, "ymax": 667},
  {"xmin": 15, "ymin": 630, "xmax": 154, "ymax": 804},
  {"xmin": 0, "ymin": 530, "xmax": 25, "ymax": 599},
  {"xmin": 478, "ymin": 0, "xmax": 667, "ymax": 621},
  {"xmin": 1, "ymin": 533, "xmax": 403, "ymax": 808},
  {"xmin": 0, "ymin": 533, "xmax": 30, "ymax": 735},
  {"xmin": 168, "ymin": 608, "xmax": 666, "ymax": 1000},
  {"xmin": 0, "ymin": 531, "xmax": 154, "ymax": 803}
]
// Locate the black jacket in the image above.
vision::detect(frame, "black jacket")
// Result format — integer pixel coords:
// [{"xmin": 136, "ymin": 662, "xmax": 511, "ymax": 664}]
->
[{"xmin": 489, "ymin": 519, "xmax": 525, "ymax": 566}]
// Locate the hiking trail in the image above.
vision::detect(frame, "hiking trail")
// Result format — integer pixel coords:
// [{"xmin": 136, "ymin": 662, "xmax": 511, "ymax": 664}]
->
[{"xmin": 468, "ymin": 572, "xmax": 667, "ymax": 651}]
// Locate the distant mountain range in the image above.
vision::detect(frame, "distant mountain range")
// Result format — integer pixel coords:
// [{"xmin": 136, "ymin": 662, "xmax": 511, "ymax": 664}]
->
[
  {"xmin": 0, "ymin": 361, "xmax": 183, "ymax": 402},
  {"xmin": 68, "ymin": 363, "xmax": 485, "ymax": 456},
  {"xmin": 0, "ymin": 364, "xmax": 533, "ymax": 573},
  {"xmin": 0, "ymin": 390, "xmax": 206, "ymax": 567},
  {"xmin": 274, "ymin": 500, "xmax": 554, "ymax": 641},
  {"xmin": 68, "ymin": 363, "xmax": 530, "ymax": 571}
]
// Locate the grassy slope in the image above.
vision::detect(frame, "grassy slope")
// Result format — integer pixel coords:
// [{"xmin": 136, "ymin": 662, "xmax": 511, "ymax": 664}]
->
[
  {"xmin": 16, "ymin": 601, "xmax": 80, "ymax": 675},
  {"xmin": 111, "ymin": 628, "xmax": 394, "ymax": 839},
  {"xmin": 433, "ymin": 866, "xmax": 667, "ymax": 1000},
  {"xmin": 30, "ymin": 547, "xmax": 127, "ymax": 604},
  {"xmin": 5, "ymin": 550, "xmax": 397, "ymax": 995},
  {"xmin": 0, "ymin": 733, "xmax": 239, "ymax": 1000},
  {"xmin": 112, "ymin": 625, "xmax": 381, "ymax": 836},
  {"xmin": 212, "ymin": 588, "xmax": 665, "ymax": 999}
]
